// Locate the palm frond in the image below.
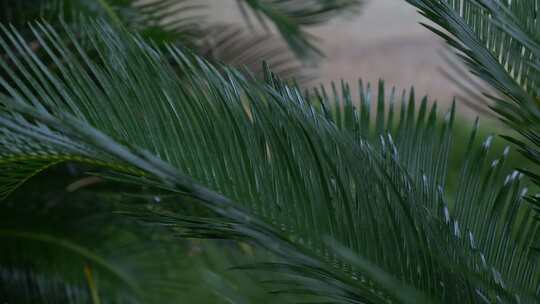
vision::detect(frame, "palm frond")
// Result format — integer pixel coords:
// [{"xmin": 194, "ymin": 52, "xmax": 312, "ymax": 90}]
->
[
  {"xmin": 0, "ymin": 0, "xmax": 364, "ymax": 82},
  {"xmin": 0, "ymin": 0, "xmax": 205, "ymax": 46},
  {"xmin": 235, "ymin": 0, "xmax": 363, "ymax": 58},
  {"xmin": 198, "ymin": 24, "xmax": 312, "ymax": 83},
  {"xmin": 404, "ymin": 0, "xmax": 540, "ymax": 232},
  {"xmin": 129, "ymin": 0, "xmax": 319, "ymax": 81},
  {"xmin": 405, "ymin": 0, "xmax": 539, "ymax": 113},
  {"xmin": 2, "ymin": 165, "xmax": 300, "ymax": 304},
  {"xmin": 0, "ymin": 21, "xmax": 539, "ymax": 303},
  {"xmin": 403, "ymin": 0, "xmax": 540, "ymax": 135},
  {"xmin": 437, "ymin": 48, "xmax": 496, "ymax": 116},
  {"xmin": 0, "ymin": 0, "xmax": 297, "ymax": 82}
]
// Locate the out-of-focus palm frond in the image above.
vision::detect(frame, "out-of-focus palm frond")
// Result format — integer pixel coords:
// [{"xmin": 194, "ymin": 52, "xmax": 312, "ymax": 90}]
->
[
  {"xmin": 437, "ymin": 48, "xmax": 495, "ymax": 116},
  {"xmin": 0, "ymin": 179, "xmax": 189, "ymax": 303},
  {"xmin": 0, "ymin": 0, "xmax": 205, "ymax": 46},
  {"xmin": 198, "ymin": 24, "xmax": 312, "ymax": 83},
  {"xmin": 0, "ymin": 22, "xmax": 538, "ymax": 303},
  {"xmin": 1, "ymin": 0, "xmax": 364, "ymax": 82},
  {"xmin": 235, "ymin": 0, "xmax": 363, "ymax": 58}
]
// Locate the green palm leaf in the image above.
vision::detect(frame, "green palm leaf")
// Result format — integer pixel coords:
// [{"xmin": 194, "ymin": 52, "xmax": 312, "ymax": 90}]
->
[
  {"xmin": 402, "ymin": 0, "xmax": 540, "ymax": 149},
  {"xmin": 403, "ymin": 0, "xmax": 540, "ymax": 243},
  {"xmin": 0, "ymin": 21, "xmax": 538, "ymax": 303}
]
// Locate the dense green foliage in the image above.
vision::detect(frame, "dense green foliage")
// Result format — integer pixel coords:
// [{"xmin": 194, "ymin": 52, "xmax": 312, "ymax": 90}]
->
[{"xmin": 0, "ymin": 0, "xmax": 539, "ymax": 303}]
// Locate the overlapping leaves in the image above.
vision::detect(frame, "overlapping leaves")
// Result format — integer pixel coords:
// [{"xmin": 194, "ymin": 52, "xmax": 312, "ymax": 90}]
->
[
  {"xmin": 0, "ymin": 21, "xmax": 539, "ymax": 303},
  {"xmin": 404, "ymin": 0, "xmax": 540, "ymax": 262}
]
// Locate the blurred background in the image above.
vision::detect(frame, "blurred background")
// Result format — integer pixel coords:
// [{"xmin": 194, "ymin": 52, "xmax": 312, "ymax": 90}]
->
[{"xmin": 209, "ymin": 0, "xmax": 480, "ymax": 118}]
